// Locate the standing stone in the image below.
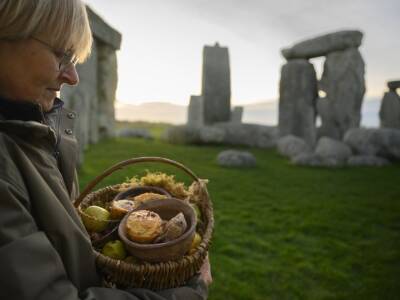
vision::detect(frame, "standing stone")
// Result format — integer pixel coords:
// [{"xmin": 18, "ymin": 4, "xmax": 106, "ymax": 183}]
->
[
  {"xmin": 279, "ymin": 59, "xmax": 318, "ymax": 146},
  {"xmin": 318, "ymin": 48, "xmax": 365, "ymax": 138},
  {"xmin": 379, "ymin": 91, "xmax": 400, "ymax": 129},
  {"xmin": 62, "ymin": 39, "xmax": 98, "ymax": 164},
  {"xmin": 61, "ymin": 6, "xmax": 121, "ymax": 165},
  {"xmin": 187, "ymin": 95, "xmax": 203, "ymax": 127},
  {"xmin": 97, "ymin": 42, "xmax": 118, "ymax": 138},
  {"xmin": 281, "ymin": 30, "xmax": 363, "ymax": 60},
  {"xmin": 316, "ymin": 97, "xmax": 342, "ymax": 140},
  {"xmin": 201, "ymin": 42, "xmax": 231, "ymax": 125},
  {"xmin": 231, "ymin": 106, "xmax": 243, "ymax": 123}
]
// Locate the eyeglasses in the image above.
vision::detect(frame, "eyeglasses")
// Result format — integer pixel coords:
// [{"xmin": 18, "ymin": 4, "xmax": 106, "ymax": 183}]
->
[{"xmin": 31, "ymin": 37, "xmax": 78, "ymax": 71}]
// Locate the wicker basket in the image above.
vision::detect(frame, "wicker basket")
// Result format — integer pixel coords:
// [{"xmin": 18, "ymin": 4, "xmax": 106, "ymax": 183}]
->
[{"xmin": 74, "ymin": 157, "xmax": 214, "ymax": 290}]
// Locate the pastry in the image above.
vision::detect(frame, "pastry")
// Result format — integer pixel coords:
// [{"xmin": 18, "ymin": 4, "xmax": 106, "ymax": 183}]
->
[
  {"xmin": 125, "ymin": 210, "xmax": 163, "ymax": 243},
  {"xmin": 154, "ymin": 212, "xmax": 187, "ymax": 243},
  {"xmin": 134, "ymin": 192, "xmax": 167, "ymax": 204},
  {"xmin": 110, "ymin": 199, "xmax": 138, "ymax": 220}
]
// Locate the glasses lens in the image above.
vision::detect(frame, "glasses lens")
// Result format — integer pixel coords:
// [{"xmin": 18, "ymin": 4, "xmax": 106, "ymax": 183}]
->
[{"xmin": 59, "ymin": 50, "xmax": 78, "ymax": 71}]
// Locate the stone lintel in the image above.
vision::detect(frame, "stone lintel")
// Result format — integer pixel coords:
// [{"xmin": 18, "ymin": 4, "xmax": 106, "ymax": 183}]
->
[
  {"xmin": 282, "ymin": 30, "xmax": 363, "ymax": 60},
  {"xmin": 86, "ymin": 6, "xmax": 122, "ymax": 50},
  {"xmin": 388, "ymin": 80, "xmax": 400, "ymax": 92}
]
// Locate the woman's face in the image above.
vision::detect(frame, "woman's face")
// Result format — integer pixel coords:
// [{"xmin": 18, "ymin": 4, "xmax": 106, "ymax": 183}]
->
[{"xmin": 0, "ymin": 38, "xmax": 79, "ymax": 112}]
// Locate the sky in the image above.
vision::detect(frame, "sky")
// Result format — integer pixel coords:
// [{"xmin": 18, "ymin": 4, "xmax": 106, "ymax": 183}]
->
[{"xmin": 84, "ymin": 0, "xmax": 400, "ymax": 106}]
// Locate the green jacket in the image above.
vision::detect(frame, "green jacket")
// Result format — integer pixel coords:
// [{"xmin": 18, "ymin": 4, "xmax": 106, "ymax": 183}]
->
[{"xmin": 0, "ymin": 98, "xmax": 207, "ymax": 299}]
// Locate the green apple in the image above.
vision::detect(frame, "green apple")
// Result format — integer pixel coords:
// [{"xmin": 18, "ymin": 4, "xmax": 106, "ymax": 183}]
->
[
  {"xmin": 82, "ymin": 205, "xmax": 111, "ymax": 232},
  {"xmin": 101, "ymin": 240, "xmax": 127, "ymax": 260},
  {"xmin": 85, "ymin": 205, "xmax": 110, "ymax": 220}
]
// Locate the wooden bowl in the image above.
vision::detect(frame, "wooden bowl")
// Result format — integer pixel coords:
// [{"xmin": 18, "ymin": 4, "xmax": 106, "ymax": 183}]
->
[{"xmin": 118, "ymin": 198, "xmax": 196, "ymax": 262}]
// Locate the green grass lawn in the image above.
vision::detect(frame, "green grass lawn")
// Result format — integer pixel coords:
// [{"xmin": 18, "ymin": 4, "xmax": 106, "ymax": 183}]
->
[{"xmin": 79, "ymin": 135, "xmax": 400, "ymax": 300}]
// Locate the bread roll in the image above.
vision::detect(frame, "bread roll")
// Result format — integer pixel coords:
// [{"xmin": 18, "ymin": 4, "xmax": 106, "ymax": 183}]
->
[
  {"xmin": 110, "ymin": 199, "xmax": 138, "ymax": 219},
  {"xmin": 125, "ymin": 210, "xmax": 163, "ymax": 243}
]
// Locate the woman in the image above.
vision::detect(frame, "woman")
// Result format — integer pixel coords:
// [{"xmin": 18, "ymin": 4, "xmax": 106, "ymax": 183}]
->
[{"xmin": 0, "ymin": 0, "xmax": 211, "ymax": 299}]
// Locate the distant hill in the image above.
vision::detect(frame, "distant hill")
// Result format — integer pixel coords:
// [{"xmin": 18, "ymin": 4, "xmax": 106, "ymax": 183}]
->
[
  {"xmin": 241, "ymin": 100, "xmax": 277, "ymax": 109},
  {"xmin": 115, "ymin": 97, "xmax": 381, "ymax": 127},
  {"xmin": 115, "ymin": 102, "xmax": 187, "ymax": 124},
  {"xmin": 115, "ymin": 100, "xmax": 278, "ymax": 125}
]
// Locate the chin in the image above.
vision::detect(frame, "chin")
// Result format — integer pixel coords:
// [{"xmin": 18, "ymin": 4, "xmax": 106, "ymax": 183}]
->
[{"xmin": 40, "ymin": 98, "xmax": 55, "ymax": 112}]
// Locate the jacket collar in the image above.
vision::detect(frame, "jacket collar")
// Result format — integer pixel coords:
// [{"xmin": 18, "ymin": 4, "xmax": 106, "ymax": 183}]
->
[{"xmin": 0, "ymin": 96, "xmax": 64, "ymax": 122}]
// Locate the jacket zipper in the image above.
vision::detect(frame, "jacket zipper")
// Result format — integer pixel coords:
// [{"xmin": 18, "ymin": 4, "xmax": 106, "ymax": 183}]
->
[
  {"xmin": 53, "ymin": 108, "xmax": 62, "ymax": 160},
  {"xmin": 38, "ymin": 104, "xmax": 62, "ymax": 160}
]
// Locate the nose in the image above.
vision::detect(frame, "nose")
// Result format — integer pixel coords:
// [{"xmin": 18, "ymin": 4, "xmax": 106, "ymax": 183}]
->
[{"xmin": 59, "ymin": 64, "xmax": 79, "ymax": 86}]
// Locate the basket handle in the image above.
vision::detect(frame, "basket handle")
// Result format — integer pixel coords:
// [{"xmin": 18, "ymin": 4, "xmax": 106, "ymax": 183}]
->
[{"xmin": 74, "ymin": 156, "xmax": 200, "ymax": 208}]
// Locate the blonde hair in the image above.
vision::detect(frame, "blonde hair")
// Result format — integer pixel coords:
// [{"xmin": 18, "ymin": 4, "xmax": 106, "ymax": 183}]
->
[{"xmin": 0, "ymin": 0, "xmax": 92, "ymax": 63}]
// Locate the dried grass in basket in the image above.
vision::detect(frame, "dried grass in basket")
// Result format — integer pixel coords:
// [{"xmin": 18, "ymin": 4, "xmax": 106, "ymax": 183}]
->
[{"xmin": 74, "ymin": 157, "xmax": 214, "ymax": 290}]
